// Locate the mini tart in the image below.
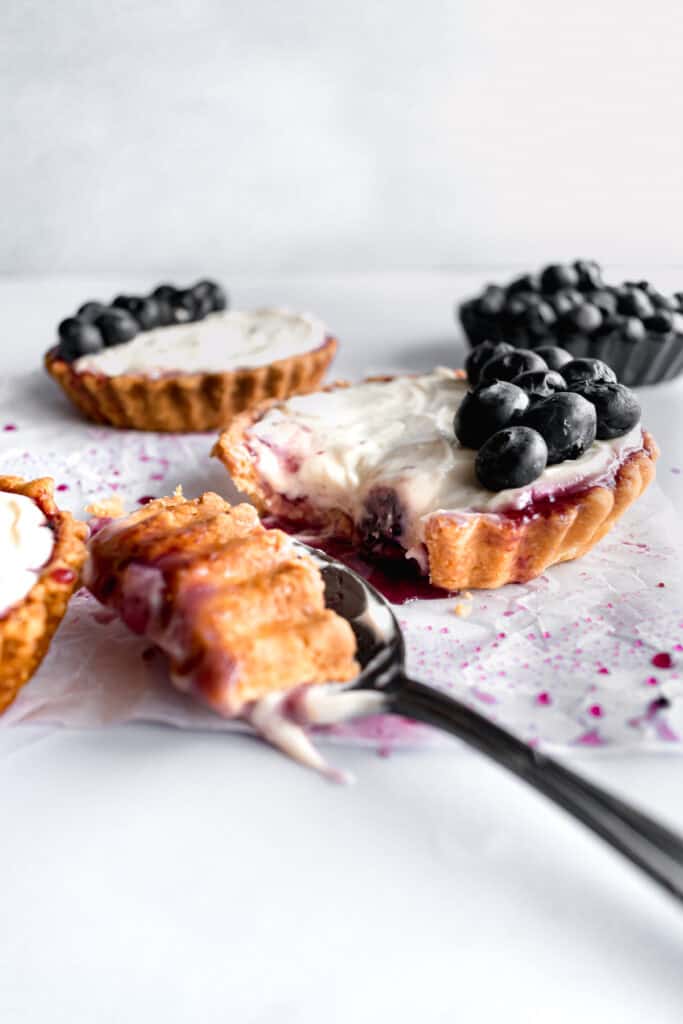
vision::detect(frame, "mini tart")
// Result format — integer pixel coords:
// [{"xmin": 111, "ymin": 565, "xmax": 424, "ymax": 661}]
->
[
  {"xmin": 0, "ymin": 476, "xmax": 87, "ymax": 713},
  {"xmin": 45, "ymin": 312, "xmax": 338, "ymax": 433},
  {"xmin": 212, "ymin": 371, "xmax": 659, "ymax": 591},
  {"xmin": 84, "ymin": 492, "xmax": 358, "ymax": 716}
]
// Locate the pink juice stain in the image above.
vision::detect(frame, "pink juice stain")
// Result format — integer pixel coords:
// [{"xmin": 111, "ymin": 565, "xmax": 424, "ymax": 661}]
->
[
  {"xmin": 651, "ymin": 652, "xmax": 673, "ymax": 669},
  {"xmin": 3, "ymin": 424, "xmax": 17, "ymax": 431},
  {"xmin": 137, "ymin": 495, "xmax": 156, "ymax": 506}
]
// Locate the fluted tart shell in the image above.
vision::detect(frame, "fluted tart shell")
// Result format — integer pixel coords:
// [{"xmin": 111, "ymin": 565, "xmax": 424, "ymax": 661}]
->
[{"xmin": 0, "ymin": 476, "xmax": 87, "ymax": 713}]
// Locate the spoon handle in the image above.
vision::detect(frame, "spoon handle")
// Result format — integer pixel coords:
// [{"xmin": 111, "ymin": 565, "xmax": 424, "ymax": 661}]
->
[{"xmin": 389, "ymin": 676, "xmax": 683, "ymax": 903}]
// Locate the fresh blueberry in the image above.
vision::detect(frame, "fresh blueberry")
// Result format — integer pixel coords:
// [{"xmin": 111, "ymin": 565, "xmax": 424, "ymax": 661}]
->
[
  {"xmin": 476, "ymin": 285, "xmax": 505, "ymax": 317},
  {"xmin": 562, "ymin": 358, "xmax": 617, "ymax": 388},
  {"xmin": 540, "ymin": 263, "xmax": 580, "ymax": 294},
  {"xmin": 568, "ymin": 302, "xmax": 602, "ymax": 333},
  {"xmin": 112, "ymin": 295, "xmax": 162, "ymax": 331},
  {"xmin": 454, "ymin": 381, "xmax": 529, "ymax": 449},
  {"xmin": 531, "ymin": 345, "xmax": 573, "ymax": 371},
  {"xmin": 644, "ymin": 312, "xmax": 674, "ymax": 334},
  {"xmin": 522, "ymin": 392, "xmax": 597, "ymax": 464},
  {"xmin": 589, "ymin": 290, "xmax": 618, "ymax": 317},
  {"xmin": 649, "ymin": 291, "xmax": 678, "ymax": 312},
  {"xmin": 192, "ymin": 278, "xmax": 229, "ymax": 314},
  {"xmin": 170, "ymin": 288, "xmax": 201, "ymax": 323},
  {"xmin": 77, "ymin": 301, "xmax": 107, "ymax": 323},
  {"xmin": 523, "ymin": 300, "xmax": 556, "ymax": 337},
  {"xmin": 475, "ymin": 426, "xmax": 548, "ymax": 492},
  {"xmin": 512, "ymin": 369, "xmax": 567, "ymax": 400},
  {"xmin": 573, "ymin": 260, "xmax": 603, "ymax": 291},
  {"xmin": 152, "ymin": 283, "xmax": 178, "ymax": 303},
  {"xmin": 57, "ymin": 317, "xmax": 104, "ymax": 361},
  {"xmin": 465, "ymin": 341, "xmax": 514, "ymax": 387},
  {"xmin": 548, "ymin": 292, "xmax": 576, "ymax": 317},
  {"xmin": 480, "ymin": 348, "xmax": 548, "ymax": 384},
  {"xmin": 571, "ymin": 381, "xmax": 641, "ymax": 440},
  {"xmin": 95, "ymin": 308, "xmax": 139, "ymax": 347},
  {"xmin": 622, "ymin": 317, "xmax": 647, "ymax": 343},
  {"xmin": 507, "ymin": 273, "xmax": 540, "ymax": 296},
  {"xmin": 617, "ymin": 287, "xmax": 654, "ymax": 319}
]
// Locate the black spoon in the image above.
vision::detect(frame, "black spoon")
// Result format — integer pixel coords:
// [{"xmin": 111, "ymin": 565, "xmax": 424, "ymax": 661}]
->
[{"xmin": 303, "ymin": 542, "xmax": 683, "ymax": 904}]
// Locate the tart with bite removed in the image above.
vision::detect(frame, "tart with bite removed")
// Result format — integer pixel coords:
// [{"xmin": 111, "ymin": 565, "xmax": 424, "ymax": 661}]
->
[
  {"xmin": 0, "ymin": 476, "xmax": 87, "ymax": 713},
  {"xmin": 84, "ymin": 492, "xmax": 358, "ymax": 719},
  {"xmin": 45, "ymin": 278, "xmax": 338, "ymax": 432},
  {"xmin": 212, "ymin": 359, "xmax": 658, "ymax": 591}
]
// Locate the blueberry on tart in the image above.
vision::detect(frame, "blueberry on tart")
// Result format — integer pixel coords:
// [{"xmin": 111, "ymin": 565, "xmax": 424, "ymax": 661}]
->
[
  {"xmin": 0, "ymin": 477, "xmax": 87, "ymax": 712},
  {"xmin": 459, "ymin": 261, "xmax": 683, "ymax": 386},
  {"xmin": 213, "ymin": 363, "xmax": 657, "ymax": 591},
  {"xmin": 45, "ymin": 280, "xmax": 338, "ymax": 432}
]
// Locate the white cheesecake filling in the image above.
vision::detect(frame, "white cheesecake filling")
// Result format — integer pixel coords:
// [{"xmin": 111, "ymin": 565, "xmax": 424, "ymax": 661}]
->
[
  {"xmin": 245, "ymin": 368, "xmax": 644, "ymax": 553},
  {"xmin": 73, "ymin": 308, "xmax": 329, "ymax": 378},
  {"xmin": 0, "ymin": 492, "xmax": 55, "ymax": 616}
]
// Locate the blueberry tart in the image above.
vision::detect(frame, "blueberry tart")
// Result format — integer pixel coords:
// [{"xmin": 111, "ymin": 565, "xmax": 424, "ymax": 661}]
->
[
  {"xmin": 0, "ymin": 476, "xmax": 87, "ymax": 712},
  {"xmin": 459, "ymin": 261, "xmax": 683, "ymax": 386},
  {"xmin": 45, "ymin": 280, "xmax": 338, "ymax": 432},
  {"xmin": 213, "ymin": 366, "xmax": 657, "ymax": 591}
]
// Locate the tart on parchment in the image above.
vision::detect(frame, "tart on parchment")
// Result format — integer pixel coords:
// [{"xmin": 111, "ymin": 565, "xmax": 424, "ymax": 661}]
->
[
  {"xmin": 212, "ymin": 365, "xmax": 658, "ymax": 591},
  {"xmin": 0, "ymin": 476, "xmax": 87, "ymax": 713},
  {"xmin": 45, "ymin": 279, "xmax": 338, "ymax": 432}
]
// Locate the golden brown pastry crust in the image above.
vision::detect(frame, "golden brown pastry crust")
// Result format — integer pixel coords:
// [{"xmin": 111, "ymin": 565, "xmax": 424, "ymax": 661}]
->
[
  {"xmin": 85, "ymin": 492, "xmax": 358, "ymax": 715},
  {"xmin": 44, "ymin": 335, "xmax": 338, "ymax": 432},
  {"xmin": 0, "ymin": 476, "xmax": 88, "ymax": 713},
  {"xmin": 212, "ymin": 379, "xmax": 659, "ymax": 591}
]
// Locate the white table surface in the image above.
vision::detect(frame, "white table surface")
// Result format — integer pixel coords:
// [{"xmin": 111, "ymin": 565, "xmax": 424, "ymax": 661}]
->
[{"xmin": 1, "ymin": 272, "xmax": 682, "ymax": 1023}]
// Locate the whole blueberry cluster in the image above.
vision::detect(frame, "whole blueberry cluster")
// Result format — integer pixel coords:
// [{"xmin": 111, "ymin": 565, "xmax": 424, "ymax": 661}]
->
[
  {"xmin": 459, "ymin": 261, "xmax": 683, "ymax": 386},
  {"xmin": 457, "ymin": 344, "xmax": 641, "ymax": 492},
  {"xmin": 56, "ymin": 279, "xmax": 228, "ymax": 362}
]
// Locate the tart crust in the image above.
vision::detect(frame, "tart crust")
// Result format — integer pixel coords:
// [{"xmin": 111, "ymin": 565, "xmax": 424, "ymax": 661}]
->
[
  {"xmin": 0, "ymin": 476, "xmax": 88, "ymax": 713},
  {"xmin": 212, "ymin": 384, "xmax": 659, "ymax": 591},
  {"xmin": 45, "ymin": 335, "xmax": 338, "ymax": 432}
]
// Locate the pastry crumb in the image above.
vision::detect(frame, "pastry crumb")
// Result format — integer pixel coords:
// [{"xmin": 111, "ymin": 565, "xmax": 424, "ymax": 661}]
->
[
  {"xmin": 85, "ymin": 495, "xmax": 125, "ymax": 519},
  {"xmin": 173, "ymin": 484, "xmax": 184, "ymax": 498},
  {"xmin": 462, "ymin": 590, "xmax": 472, "ymax": 600},
  {"xmin": 453, "ymin": 602, "xmax": 472, "ymax": 618}
]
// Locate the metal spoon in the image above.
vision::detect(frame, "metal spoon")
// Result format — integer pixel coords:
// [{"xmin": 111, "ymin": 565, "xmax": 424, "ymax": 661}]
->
[{"xmin": 305, "ymin": 542, "xmax": 683, "ymax": 904}]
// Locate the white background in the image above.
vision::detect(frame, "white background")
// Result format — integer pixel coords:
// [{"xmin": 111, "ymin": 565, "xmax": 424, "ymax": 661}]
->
[{"xmin": 4, "ymin": 0, "xmax": 683, "ymax": 273}]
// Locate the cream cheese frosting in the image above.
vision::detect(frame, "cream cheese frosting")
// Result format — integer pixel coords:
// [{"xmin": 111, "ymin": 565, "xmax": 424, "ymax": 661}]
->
[
  {"xmin": 0, "ymin": 492, "xmax": 54, "ymax": 616},
  {"xmin": 73, "ymin": 308, "xmax": 329, "ymax": 377},
  {"xmin": 245, "ymin": 368, "xmax": 644, "ymax": 552}
]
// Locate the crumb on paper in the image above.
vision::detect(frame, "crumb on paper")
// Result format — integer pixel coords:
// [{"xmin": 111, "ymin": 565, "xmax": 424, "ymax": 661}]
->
[
  {"xmin": 463, "ymin": 590, "xmax": 472, "ymax": 600},
  {"xmin": 454, "ymin": 602, "xmax": 472, "ymax": 619},
  {"xmin": 85, "ymin": 495, "xmax": 125, "ymax": 519}
]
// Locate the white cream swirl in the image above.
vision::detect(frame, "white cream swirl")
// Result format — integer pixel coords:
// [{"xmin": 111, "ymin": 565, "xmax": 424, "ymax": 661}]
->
[
  {"xmin": 73, "ymin": 308, "xmax": 329, "ymax": 378},
  {"xmin": 245, "ymin": 368, "xmax": 644, "ymax": 552},
  {"xmin": 0, "ymin": 492, "xmax": 55, "ymax": 616}
]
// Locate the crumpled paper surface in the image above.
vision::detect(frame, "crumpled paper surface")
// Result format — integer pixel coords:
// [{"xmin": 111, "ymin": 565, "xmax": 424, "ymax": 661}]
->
[{"xmin": 1, "ymin": 369, "xmax": 682, "ymax": 753}]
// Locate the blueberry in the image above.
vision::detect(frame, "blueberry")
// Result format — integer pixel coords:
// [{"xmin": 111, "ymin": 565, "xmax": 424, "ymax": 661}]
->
[
  {"xmin": 465, "ymin": 341, "xmax": 514, "ymax": 387},
  {"xmin": 622, "ymin": 317, "xmax": 647, "ymax": 343},
  {"xmin": 572, "ymin": 381, "xmax": 641, "ymax": 440},
  {"xmin": 644, "ymin": 312, "xmax": 674, "ymax": 334},
  {"xmin": 507, "ymin": 273, "xmax": 540, "ymax": 296},
  {"xmin": 477, "ymin": 284, "xmax": 506, "ymax": 316},
  {"xmin": 548, "ymin": 292, "xmax": 576, "ymax": 317},
  {"xmin": 95, "ymin": 308, "xmax": 139, "ymax": 347},
  {"xmin": 57, "ymin": 317, "xmax": 104, "ymax": 361},
  {"xmin": 522, "ymin": 393, "xmax": 597, "ymax": 464},
  {"xmin": 77, "ymin": 301, "xmax": 107, "ymax": 323},
  {"xmin": 504, "ymin": 293, "xmax": 536, "ymax": 318},
  {"xmin": 512, "ymin": 369, "xmax": 567, "ymax": 400},
  {"xmin": 152, "ymin": 283, "xmax": 178, "ymax": 304},
  {"xmin": 360, "ymin": 488, "xmax": 403, "ymax": 552},
  {"xmin": 523, "ymin": 300, "xmax": 556, "ymax": 337},
  {"xmin": 649, "ymin": 291, "xmax": 677, "ymax": 312},
  {"xmin": 480, "ymin": 348, "xmax": 548, "ymax": 384},
  {"xmin": 475, "ymin": 427, "xmax": 548, "ymax": 492},
  {"xmin": 589, "ymin": 289, "xmax": 618, "ymax": 317},
  {"xmin": 573, "ymin": 260, "xmax": 603, "ymax": 291},
  {"xmin": 170, "ymin": 288, "xmax": 201, "ymax": 323},
  {"xmin": 617, "ymin": 287, "xmax": 654, "ymax": 319},
  {"xmin": 113, "ymin": 295, "xmax": 162, "ymax": 331},
  {"xmin": 540, "ymin": 263, "xmax": 579, "ymax": 294},
  {"xmin": 568, "ymin": 302, "xmax": 602, "ymax": 333},
  {"xmin": 562, "ymin": 358, "xmax": 617, "ymax": 388},
  {"xmin": 454, "ymin": 381, "xmax": 529, "ymax": 449},
  {"xmin": 531, "ymin": 345, "xmax": 573, "ymax": 371},
  {"xmin": 192, "ymin": 278, "xmax": 229, "ymax": 314}
]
